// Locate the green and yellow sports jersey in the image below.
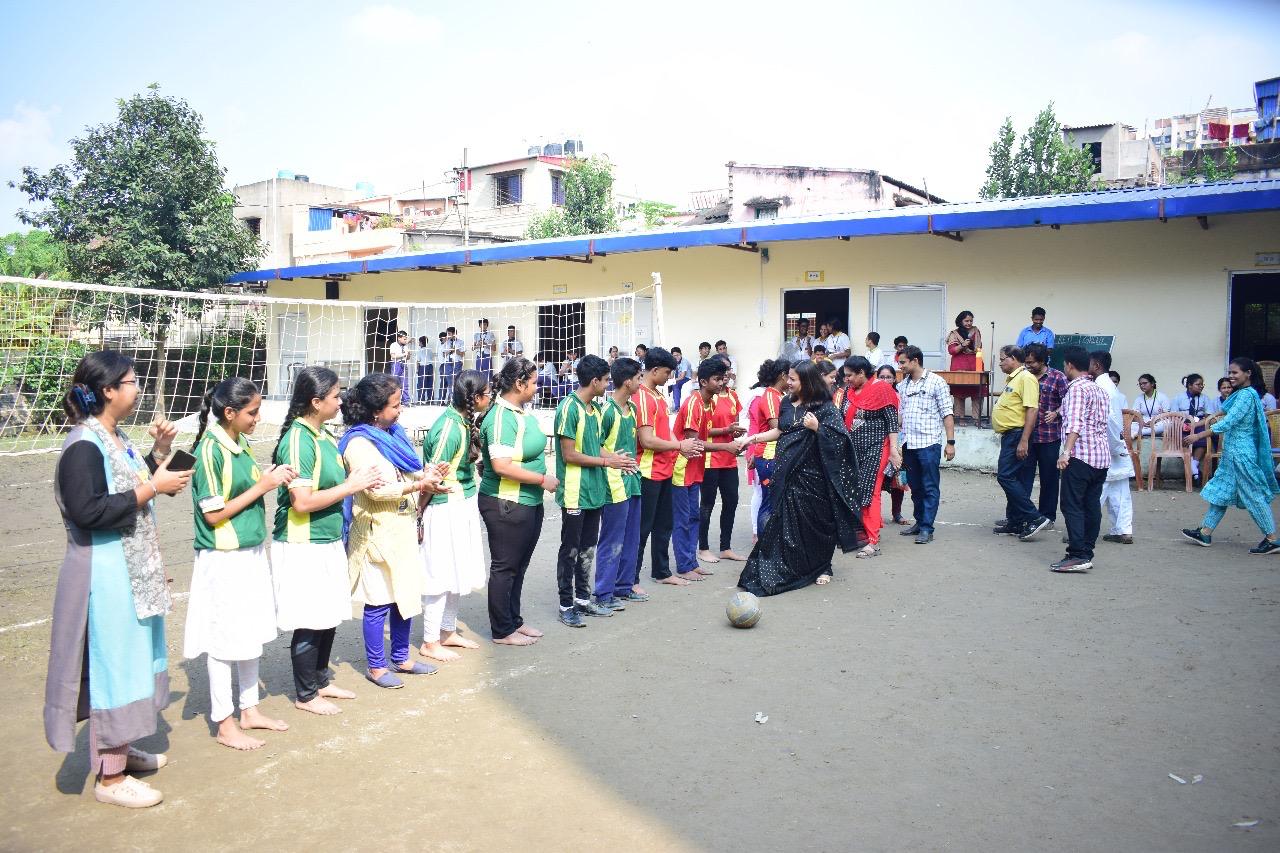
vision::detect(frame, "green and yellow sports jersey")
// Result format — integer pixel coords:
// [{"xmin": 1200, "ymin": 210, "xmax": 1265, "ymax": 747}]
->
[
  {"xmin": 193, "ymin": 423, "xmax": 266, "ymax": 551},
  {"xmin": 600, "ymin": 397, "xmax": 641, "ymax": 503},
  {"xmin": 273, "ymin": 418, "xmax": 345, "ymax": 544},
  {"xmin": 554, "ymin": 392, "xmax": 608, "ymax": 510},
  {"xmin": 424, "ymin": 407, "xmax": 478, "ymax": 505},
  {"xmin": 479, "ymin": 396, "xmax": 548, "ymax": 506}
]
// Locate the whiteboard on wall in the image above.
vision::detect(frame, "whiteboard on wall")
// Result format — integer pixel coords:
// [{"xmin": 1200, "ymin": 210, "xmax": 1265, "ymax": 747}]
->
[{"xmin": 870, "ymin": 285, "xmax": 946, "ymax": 369}]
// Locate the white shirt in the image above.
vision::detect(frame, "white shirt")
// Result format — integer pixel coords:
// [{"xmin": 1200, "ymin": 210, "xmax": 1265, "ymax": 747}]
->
[
  {"xmin": 442, "ymin": 336, "xmax": 463, "ymax": 364},
  {"xmin": 864, "ymin": 347, "xmax": 889, "ymax": 369},
  {"xmin": 791, "ymin": 335, "xmax": 817, "ymax": 356},
  {"xmin": 416, "ymin": 343, "xmax": 434, "ymax": 364},
  {"xmin": 389, "ymin": 341, "xmax": 409, "ymax": 364},
  {"xmin": 473, "ymin": 330, "xmax": 496, "ymax": 357},
  {"xmin": 499, "ymin": 337, "xmax": 524, "ymax": 361},
  {"xmin": 1130, "ymin": 391, "xmax": 1170, "ymax": 421},
  {"xmin": 824, "ymin": 333, "xmax": 851, "ymax": 367},
  {"xmin": 1096, "ymin": 373, "xmax": 1133, "ymax": 479}
]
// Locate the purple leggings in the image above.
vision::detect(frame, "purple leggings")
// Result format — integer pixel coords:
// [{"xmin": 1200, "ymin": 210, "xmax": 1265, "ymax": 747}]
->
[{"xmin": 362, "ymin": 603, "xmax": 412, "ymax": 670}]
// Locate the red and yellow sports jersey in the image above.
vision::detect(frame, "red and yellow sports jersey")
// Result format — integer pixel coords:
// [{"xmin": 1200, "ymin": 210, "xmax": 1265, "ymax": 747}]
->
[
  {"xmin": 708, "ymin": 389, "xmax": 742, "ymax": 469},
  {"xmin": 749, "ymin": 387, "xmax": 783, "ymax": 461},
  {"xmin": 671, "ymin": 392, "xmax": 712, "ymax": 487},
  {"xmin": 632, "ymin": 384, "xmax": 675, "ymax": 481}
]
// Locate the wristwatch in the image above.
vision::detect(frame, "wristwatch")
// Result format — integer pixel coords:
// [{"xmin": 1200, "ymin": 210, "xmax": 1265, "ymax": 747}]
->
[{"xmin": 946, "ymin": 439, "xmax": 956, "ymax": 445}]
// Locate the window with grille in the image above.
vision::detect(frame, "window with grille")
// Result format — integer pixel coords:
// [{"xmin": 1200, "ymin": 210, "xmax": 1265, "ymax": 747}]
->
[
  {"xmin": 551, "ymin": 173, "xmax": 565, "ymax": 206},
  {"xmin": 494, "ymin": 173, "xmax": 523, "ymax": 206}
]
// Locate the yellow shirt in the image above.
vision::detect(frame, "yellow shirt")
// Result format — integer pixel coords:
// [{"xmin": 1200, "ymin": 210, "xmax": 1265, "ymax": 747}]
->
[{"xmin": 992, "ymin": 366, "xmax": 1040, "ymax": 434}]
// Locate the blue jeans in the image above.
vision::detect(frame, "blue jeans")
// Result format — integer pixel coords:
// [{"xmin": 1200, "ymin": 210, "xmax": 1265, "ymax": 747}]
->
[
  {"xmin": 997, "ymin": 429, "xmax": 1039, "ymax": 527},
  {"xmin": 673, "ymin": 377, "xmax": 690, "ymax": 410},
  {"xmin": 672, "ymin": 483, "xmax": 701, "ymax": 573},
  {"xmin": 902, "ymin": 443, "xmax": 941, "ymax": 534},
  {"xmin": 1017, "ymin": 440, "xmax": 1061, "ymax": 521},
  {"xmin": 597, "ymin": 495, "xmax": 642, "ymax": 600},
  {"xmin": 754, "ymin": 457, "xmax": 777, "ymax": 532},
  {"xmin": 362, "ymin": 603, "xmax": 411, "ymax": 671}
]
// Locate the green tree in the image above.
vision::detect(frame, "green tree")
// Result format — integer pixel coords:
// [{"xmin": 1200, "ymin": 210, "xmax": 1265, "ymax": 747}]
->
[
  {"xmin": 638, "ymin": 200, "xmax": 678, "ymax": 228},
  {"xmin": 979, "ymin": 118, "xmax": 1017, "ymax": 200},
  {"xmin": 13, "ymin": 85, "xmax": 262, "ymax": 416},
  {"xmin": 0, "ymin": 230, "xmax": 70, "ymax": 280},
  {"xmin": 526, "ymin": 156, "xmax": 619, "ymax": 238},
  {"xmin": 979, "ymin": 103, "xmax": 1096, "ymax": 199}
]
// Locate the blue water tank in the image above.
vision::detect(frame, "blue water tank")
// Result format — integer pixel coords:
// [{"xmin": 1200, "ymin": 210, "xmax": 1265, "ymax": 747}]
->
[
  {"xmin": 355, "ymin": 181, "xmax": 375, "ymax": 194},
  {"xmin": 277, "ymin": 169, "xmax": 295, "ymax": 180},
  {"xmin": 565, "ymin": 139, "xmax": 583, "ymax": 156},
  {"xmin": 527, "ymin": 145, "xmax": 541, "ymax": 156},
  {"xmin": 542, "ymin": 143, "xmax": 563, "ymax": 156}
]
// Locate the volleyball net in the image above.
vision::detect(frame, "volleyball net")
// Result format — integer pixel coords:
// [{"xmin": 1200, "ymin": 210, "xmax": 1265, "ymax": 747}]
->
[{"xmin": 0, "ymin": 276, "xmax": 659, "ymax": 454}]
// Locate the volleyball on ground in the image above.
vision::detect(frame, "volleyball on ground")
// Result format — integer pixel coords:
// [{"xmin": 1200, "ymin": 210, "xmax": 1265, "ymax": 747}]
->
[{"xmin": 726, "ymin": 591, "xmax": 762, "ymax": 628}]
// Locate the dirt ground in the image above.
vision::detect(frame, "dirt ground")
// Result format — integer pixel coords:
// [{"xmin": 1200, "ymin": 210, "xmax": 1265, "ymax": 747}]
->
[{"xmin": 0, "ymin": 447, "xmax": 1277, "ymax": 852}]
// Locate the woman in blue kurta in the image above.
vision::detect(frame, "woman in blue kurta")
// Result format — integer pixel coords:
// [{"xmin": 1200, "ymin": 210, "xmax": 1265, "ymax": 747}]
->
[
  {"xmin": 1183, "ymin": 357, "xmax": 1280, "ymax": 554},
  {"xmin": 44, "ymin": 351, "xmax": 192, "ymax": 809}
]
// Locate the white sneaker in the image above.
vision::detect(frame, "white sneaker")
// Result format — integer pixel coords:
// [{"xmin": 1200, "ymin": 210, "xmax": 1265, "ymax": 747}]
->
[
  {"xmin": 125, "ymin": 747, "xmax": 168, "ymax": 773},
  {"xmin": 94, "ymin": 775, "xmax": 163, "ymax": 808}
]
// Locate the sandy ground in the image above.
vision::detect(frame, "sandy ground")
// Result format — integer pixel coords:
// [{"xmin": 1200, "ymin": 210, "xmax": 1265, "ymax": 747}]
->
[{"xmin": 0, "ymin": 446, "xmax": 1277, "ymax": 852}]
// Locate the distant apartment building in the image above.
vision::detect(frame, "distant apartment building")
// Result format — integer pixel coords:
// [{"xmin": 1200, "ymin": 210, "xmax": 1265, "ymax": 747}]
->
[
  {"xmin": 1061, "ymin": 124, "xmax": 1165, "ymax": 188},
  {"xmin": 676, "ymin": 163, "xmax": 942, "ymax": 225}
]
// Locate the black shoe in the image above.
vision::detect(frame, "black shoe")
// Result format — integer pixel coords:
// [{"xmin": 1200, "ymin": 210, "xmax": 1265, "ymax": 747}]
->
[
  {"xmin": 914, "ymin": 531, "xmax": 933, "ymax": 544},
  {"xmin": 900, "ymin": 524, "xmax": 920, "ymax": 536},
  {"xmin": 1050, "ymin": 556, "xmax": 1092, "ymax": 573},
  {"xmin": 995, "ymin": 517, "xmax": 1008, "ymax": 527},
  {"xmin": 993, "ymin": 522, "xmax": 1021, "ymax": 535},
  {"xmin": 1249, "ymin": 538, "xmax": 1280, "ymax": 555},
  {"xmin": 1181, "ymin": 528, "xmax": 1212, "ymax": 547},
  {"xmin": 558, "ymin": 608, "xmax": 586, "ymax": 628},
  {"xmin": 1019, "ymin": 516, "xmax": 1052, "ymax": 541},
  {"xmin": 576, "ymin": 601, "xmax": 613, "ymax": 617}
]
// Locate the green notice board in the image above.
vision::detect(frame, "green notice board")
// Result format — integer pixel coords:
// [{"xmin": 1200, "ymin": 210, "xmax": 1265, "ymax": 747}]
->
[{"xmin": 1049, "ymin": 334, "xmax": 1115, "ymax": 370}]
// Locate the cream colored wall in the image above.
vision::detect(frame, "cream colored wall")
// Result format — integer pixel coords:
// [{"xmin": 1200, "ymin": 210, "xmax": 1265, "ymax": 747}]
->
[{"xmin": 267, "ymin": 211, "xmax": 1273, "ymax": 395}]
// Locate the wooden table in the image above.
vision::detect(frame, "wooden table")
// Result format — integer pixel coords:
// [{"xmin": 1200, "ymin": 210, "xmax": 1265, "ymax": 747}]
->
[{"xmin": 896, "ymin": 369, "xmax": 992, "ymax": 425}]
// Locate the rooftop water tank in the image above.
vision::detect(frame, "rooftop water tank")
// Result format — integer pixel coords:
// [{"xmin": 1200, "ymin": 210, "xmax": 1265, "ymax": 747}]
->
[
  {"xmin": 543, "ymin": 142, "xmax": 563, "ymax": 156},
  {"xmin": 295, "ymin": 174, "xmax": 310, "ymax": 183},
  {"xmin": 355, "ymin": 181, "xmax": 375, "ymax": 194},
  {"xmin": 527, "ymin": 145, "xmax": 541, "ymax": 156},
  {"xmin": 277, "ymin": 169, "xmax": 295, "ymax": 180},
  {"xmin": 565, "ymin": 139, "xmax": 583, "ymax": 156}
]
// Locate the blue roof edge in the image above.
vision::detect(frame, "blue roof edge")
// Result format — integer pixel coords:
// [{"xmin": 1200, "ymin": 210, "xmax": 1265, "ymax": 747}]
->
[{"xmin": 227, "ymin": 180, "xmax": 1280, "ymax": 284}]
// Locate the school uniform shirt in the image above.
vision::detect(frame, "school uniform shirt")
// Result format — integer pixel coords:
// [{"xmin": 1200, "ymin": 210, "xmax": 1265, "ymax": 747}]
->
[
  {"xmin": 474, "ymin": 330, "xmax": 496, "ymax": 358},
  {"xmin": 1264, "ymin": 393, "xmax": 1278, "ymax": 412},
  {"xmin": 480, "ymin": 396, "xmax": 547, "ymax": 507},
  {"xmin": 601, "ymin": 398, "xmax": 642, "ymax": 503},
  {"xmin": 673, "ymin": 358, "xmax": 694, "ymax": 381},
  {"xmin": 193, "ymin": 423, "xmax": 266, "ymax": 551},
  {"xmin": 753, "ymin": 386, "xmax": 783, "ymax": 460},
  {"xmin": 992, "ymin": 366, "xmax": 1040, "ymax": 434},
  {"xmin": 499, "ymin": 337, "xmax": 524, "ymax": 361},
  {"xmin": 864, "ymin": 347, "xmax": 886, "ymax": 369},
  {"xmin": 443, "ymin": 336, "xmax": 464, "ymax": 364},
  {"xmin": 792, "ymin": 335, "xmax": 817, "ymax": 355},
  {"xmin": 672, "ymin": 392, "xmax": 713, "ymax": 487},
  {"xmin": 424, "ymin": 407, "xmax": 478, "ymax": 505},
  {"xmin": 389, "ymin": 341, "xmax": 409, "ymax": 365},
  {"xmin": 633, "ymin": 384, "xmax": 676, "ymax": 481},
  {"xmin": 416, "ymin": 342, "xmax": 435, "ymax": 365},
  {"xmin": 273, "ymin": 418, "xmax": 344, "ymax": 544},
  {"xmin": 824, "ymin": 333, "xmax": 851, "ymax": 367},
  {"xmin": 1172, "ymin": 391, "xmax": 1208, "ymax": 421},
  {"xmin": 708, "ymin": 390, "xmax": 743, "ymax": 469},
  {"xmin": 554, "ymin": 393, "xmax": 608, "ymax": 510},
  {"xmin": 1130, "ymin": 391, "xmax": 1170, "ymax": 422}
]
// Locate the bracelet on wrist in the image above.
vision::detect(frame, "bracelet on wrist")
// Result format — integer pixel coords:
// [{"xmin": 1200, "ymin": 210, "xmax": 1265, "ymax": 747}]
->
[{"xmin": 149, "ymin": 481, "xmax": 159, "ymax": 498}]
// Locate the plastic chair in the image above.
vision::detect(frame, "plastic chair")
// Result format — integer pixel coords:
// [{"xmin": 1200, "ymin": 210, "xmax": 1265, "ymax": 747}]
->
[
  {"xmin": 1269, "ymin": 410, "xmax": 1280, "ymax": 457},
  {"xmin": 1121, "ymin": 409, "xmax": 1145, "ymax": 489},
  {"xmin": 1202, "ymin": 427, "xmax": 1222, "ymax": 481},
  {"xmin": 1146, "ymin": 412, "xmax": 1193, "ymax": 491}
]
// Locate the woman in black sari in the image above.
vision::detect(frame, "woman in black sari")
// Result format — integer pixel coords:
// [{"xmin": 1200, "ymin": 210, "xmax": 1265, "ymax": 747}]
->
[{"xmin": 738, "ymin": 361, "xmax": 864, "ymax": 596}]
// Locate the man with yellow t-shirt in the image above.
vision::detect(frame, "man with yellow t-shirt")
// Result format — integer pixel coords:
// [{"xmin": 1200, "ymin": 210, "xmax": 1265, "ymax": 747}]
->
[{"xmin": 992, "ymin": 344, "xmax": 1048, "ymax": 541}]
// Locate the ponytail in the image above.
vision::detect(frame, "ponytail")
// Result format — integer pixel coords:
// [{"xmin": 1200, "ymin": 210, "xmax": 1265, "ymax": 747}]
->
[
  {"xmin": 273, "ymin": 366, "xmax": 339, "ymax": 463},
  {"xmin": 191, "ymin": 389, "xmax": 215, "ymax": 451},
  {"xmin": 192, "ymin": 377, "xmax": 261, "ymax": 451}
]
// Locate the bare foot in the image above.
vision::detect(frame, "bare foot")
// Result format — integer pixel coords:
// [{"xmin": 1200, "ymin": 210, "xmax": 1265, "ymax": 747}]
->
[
  {"xmin": 494, "ymin": 632, "xmax": 537, "ymax": 646},
  {"xmin": 441, "ymin": 631, "xmax": 480, "ymax": 650},
  {"xmin": 658, "ymin": 576, "xmax": 691, "ymax": 586},
  {"xmin": 697, "ymin": 550, "xmax": 721, "ymax": 564},
  {"xmin": 815, "ymin": 574, "xmax": 832, "ymax": 585},
  {"xmin": 216, "ymin": 718, "xmax": 264, "ymax": 751},
  {"xmin": 318, "ymin": 685, "xmax": 356, "ymax": 700},
  {"xmin": 720, "ymin": 549, "xmax": 747, "ymax": 562},
  {"xmin": 631, "ymin": 585, "xmax": 648, "ymax": 596},
  {"xmin": 239, "ymin": 706, "xmax": 289, "ymax": 732},
  {"xmin": 295, "ymin": 696, "xmax": 342, "ymax": 716},
  {"xmin": 677, "ymin": 571, "xmax": 705, "ymax": 582},
  {"xmin": 419, "ymin": 641, "xmax": 461, "ymax": 662},
  {"xmin": 517, "ymin": 625, "xmax": 543, "ymax": 638}
]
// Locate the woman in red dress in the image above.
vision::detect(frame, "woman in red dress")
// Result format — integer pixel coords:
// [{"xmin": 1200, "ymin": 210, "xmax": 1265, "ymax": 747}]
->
[
  {"xmin": 946, "ymin": 310, "xmax": 982, "ymax": 424},
  {"xmin": 841, "ymin": 357, "xmax": 901, "ymax": 558}
]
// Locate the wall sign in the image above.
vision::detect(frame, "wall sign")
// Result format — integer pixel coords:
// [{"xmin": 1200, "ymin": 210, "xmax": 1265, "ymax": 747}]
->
[
  {"xmin": 805, "ymin": 270, "xmax": 824, "ymax": 282},
  {"xmin": 1256, "ymin": 252, "xmax": 1280, "ymax": 267}
]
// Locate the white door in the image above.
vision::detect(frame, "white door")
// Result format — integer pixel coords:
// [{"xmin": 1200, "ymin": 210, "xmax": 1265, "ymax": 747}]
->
[
  {"xmin": 276, "ymin": 312, "xmax": 308, "ymax": 398},
  {"xmin": 870, "ymin": 285, "xmax": 946, "ymax": 369}
]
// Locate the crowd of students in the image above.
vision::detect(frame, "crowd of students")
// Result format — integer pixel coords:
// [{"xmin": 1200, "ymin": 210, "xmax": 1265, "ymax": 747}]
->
[{"xmin": 41, "ymin": 325, "xmax": 1280, "ymax": 808}]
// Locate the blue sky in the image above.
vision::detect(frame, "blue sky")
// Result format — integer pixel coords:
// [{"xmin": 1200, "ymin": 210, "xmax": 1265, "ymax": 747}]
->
[{"xmin": 3, "ymin": 0, "xmax": 1278, "ymax": 231}]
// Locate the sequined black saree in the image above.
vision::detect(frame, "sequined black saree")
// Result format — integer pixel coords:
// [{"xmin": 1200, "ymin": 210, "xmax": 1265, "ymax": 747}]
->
[{"xmin": 738, "ymin": 401, "xmax": 864, "ymax": 596}]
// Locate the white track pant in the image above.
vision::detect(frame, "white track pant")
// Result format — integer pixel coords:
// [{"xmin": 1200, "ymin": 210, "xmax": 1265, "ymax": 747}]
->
[
  {"xmin": 207, "ymin": 656, "xmax": 260, "ymax": 722},
  {"xmin": 750, "ymin": 483, "xmax": 764, "ymax": 535},
  {"xmin": 421, "ymin": 592, "xmax": 460, "ymax": 643},
  {"xmin": 1100, "ymin": 480, "xmax": 1133, "ymax": 535}
]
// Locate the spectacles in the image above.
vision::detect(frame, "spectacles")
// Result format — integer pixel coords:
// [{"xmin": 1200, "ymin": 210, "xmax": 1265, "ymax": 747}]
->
[{"xmin": 115, "ymin": 380, "xmax": 138, "ymax": 386}]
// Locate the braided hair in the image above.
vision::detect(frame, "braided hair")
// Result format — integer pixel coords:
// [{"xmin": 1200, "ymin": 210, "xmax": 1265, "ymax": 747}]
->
[
  {"xmin": 273, "ymin": 366, "xmax": 339, "ymax": 463},
  {"xmin": 192, "ymin": 377, "xmax": 260, "ymax": 450},
  {"xmin": 451, "ymin": 369, "xmax": 489, "ymax": 464}
]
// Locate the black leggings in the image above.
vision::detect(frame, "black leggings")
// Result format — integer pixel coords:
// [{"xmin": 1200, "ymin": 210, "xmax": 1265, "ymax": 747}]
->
[
  {"xmin": 698, "ymin": 467, "xmax": 739, "ymax": 552},
  {"xmin": 479, "ymin": 494, "xmax": 544, "ymax": 639},
  {"xmin": 290, "ymin": 627, "xmax": 336, "ymax": 703}
]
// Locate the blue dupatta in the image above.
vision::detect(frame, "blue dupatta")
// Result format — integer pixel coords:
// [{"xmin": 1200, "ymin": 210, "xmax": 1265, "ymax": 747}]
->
[{"xmin": 337, "ymin": 422, "xmax": 422, "ymax": 542}]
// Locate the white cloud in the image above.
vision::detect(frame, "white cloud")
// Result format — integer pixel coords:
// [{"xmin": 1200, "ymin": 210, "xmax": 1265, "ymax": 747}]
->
[
  {"xmin": 0, "ymin": 103, "xmax": 61, "ymax": 170},
  {"xmin": 347, "ymin": 4, "xmax": 442, "ymax": 45}
]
